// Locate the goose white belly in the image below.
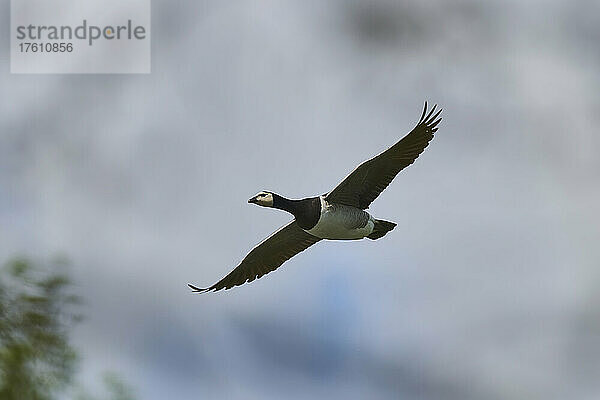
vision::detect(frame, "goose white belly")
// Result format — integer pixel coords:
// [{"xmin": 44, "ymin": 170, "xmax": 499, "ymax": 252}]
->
[{"xmin": 305, "ymin": 198, "xmax": 374, "ymax": 240}]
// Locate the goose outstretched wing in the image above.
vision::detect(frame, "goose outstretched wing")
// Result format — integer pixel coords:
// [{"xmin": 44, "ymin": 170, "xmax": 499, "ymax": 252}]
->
[
  {"xmin": 188, "ymin": 221, "xmax": 321, "ymax": 293},
  {"xmin": 324, "ymin": 102, "xmax": 442, "ymax": 209}
]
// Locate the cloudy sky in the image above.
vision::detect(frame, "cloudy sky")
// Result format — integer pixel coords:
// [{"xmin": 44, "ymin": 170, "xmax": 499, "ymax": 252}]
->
[{"xmin": 1, "ymin": 0, "xmax": 600, "ymax": 399}]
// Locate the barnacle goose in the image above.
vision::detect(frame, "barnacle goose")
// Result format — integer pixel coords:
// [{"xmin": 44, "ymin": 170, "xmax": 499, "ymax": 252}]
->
[{"xmin": 189, "ymin": 102, "xmax": 442, "ymax": 293}]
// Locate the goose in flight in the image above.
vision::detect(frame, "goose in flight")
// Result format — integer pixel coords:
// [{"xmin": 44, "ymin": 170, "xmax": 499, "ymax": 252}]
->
[{"xmin": 189, "ymin": 102, "xmax": 442, "ymax": 293}]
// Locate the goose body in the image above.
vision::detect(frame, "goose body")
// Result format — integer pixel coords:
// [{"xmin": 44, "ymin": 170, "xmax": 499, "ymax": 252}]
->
[
  {"xmin": 189, "ymin": 102, "xmax": 443, "ymax": 293},
  {"xmin": 305, "ymin": 197, "xmax": 375, "ymax": 240}
]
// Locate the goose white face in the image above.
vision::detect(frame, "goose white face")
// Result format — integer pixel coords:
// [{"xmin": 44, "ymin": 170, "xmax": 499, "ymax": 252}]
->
[{"xmin": 249, "ymin": 191, "xmax": 274, "ymax": 207}]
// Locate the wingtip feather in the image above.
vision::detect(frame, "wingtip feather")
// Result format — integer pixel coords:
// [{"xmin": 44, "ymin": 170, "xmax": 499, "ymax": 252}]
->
[
  {"xmin": 417, "ymin": 102, "xmax": 443, "ymax": 130},
  {"xmin": 188, "ymin": 283, "xmax": 212, "ymax": 294},
  {"xmin": 424, "ymin": 104, "xmax": 438, "ymax": 122},
  {"xmin": 419, "ymin": 101, "xmax": 428, "ymax": 123},
  {"xmin": 430, "ymin": 108, "xmax": 442, "ymax": 123}
]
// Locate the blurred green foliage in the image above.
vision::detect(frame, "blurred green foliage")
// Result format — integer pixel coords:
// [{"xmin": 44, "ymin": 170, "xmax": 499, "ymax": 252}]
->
[
  {"xmin": 0, "ymin": 258, "xmax": 135, "ymax": 400},
  {"xmin": 0, "ymin": 258, "xmax": 81, "ymax": 400}
]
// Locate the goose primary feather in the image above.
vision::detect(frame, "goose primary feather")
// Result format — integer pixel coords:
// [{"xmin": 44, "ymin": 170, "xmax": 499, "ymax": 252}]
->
[{"xmin": 189, "ymin": 102, "xmax": 442, "ymax": 293}]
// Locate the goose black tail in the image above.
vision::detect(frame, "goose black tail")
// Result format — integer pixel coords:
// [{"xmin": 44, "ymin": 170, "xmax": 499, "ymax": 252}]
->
[{"xmin": 367, "ymin": 219, "xmax": 397, "ymax": 240}]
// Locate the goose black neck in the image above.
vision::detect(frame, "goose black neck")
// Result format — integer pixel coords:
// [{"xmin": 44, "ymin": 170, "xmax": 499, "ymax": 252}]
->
[
  {"xmin": 272, "ymin": 193, "xmax": 300, "ymax": 215},
  {"xmin": 271, "ymin": 194, "xmax": 322, "ymax": 230}
]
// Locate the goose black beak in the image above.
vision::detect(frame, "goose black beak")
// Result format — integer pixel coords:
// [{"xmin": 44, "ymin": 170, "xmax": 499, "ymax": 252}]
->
[{"xmin": 248, "ymin": 197, "xmax": 257, "ymax": 204}]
